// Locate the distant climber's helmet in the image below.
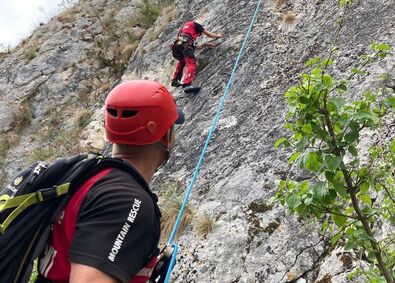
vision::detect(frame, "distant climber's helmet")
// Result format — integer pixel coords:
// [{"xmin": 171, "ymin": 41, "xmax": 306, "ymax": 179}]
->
[{"xmin": 104, "ymin": 80, "xmax": 184, "ymax": 145}]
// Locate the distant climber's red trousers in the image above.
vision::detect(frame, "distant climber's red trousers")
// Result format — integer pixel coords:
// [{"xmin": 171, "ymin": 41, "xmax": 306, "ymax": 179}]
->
[{"xmin": 172, "ymin": 56, "xmax": 196, "ymax": 85}]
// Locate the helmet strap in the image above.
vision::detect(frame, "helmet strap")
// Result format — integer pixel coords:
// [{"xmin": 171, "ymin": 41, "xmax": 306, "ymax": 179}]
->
[{"xmin": 156, "ymin": 127, "xmax": 173, "ymax": 168}]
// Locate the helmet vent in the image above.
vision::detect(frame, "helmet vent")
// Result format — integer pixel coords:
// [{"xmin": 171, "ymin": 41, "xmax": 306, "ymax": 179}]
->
[
  {"xmin": 122, "ymin": 110, "xmax": 138, "ymax": 118},
  {"xmin": 107, "ymin": 108, "xmax": 118, "ymax": 117}
]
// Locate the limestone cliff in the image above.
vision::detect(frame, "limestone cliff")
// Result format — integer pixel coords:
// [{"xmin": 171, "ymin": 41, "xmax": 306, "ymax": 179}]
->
[{"xmin": 0, "ymin": 0, "xmax": 394, "ymax": 282}]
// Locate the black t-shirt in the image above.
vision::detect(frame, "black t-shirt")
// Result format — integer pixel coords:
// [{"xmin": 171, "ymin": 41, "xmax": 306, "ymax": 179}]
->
[{"xmin": 39, "ymin": 167, "xmax": 161, "ymax": 283}]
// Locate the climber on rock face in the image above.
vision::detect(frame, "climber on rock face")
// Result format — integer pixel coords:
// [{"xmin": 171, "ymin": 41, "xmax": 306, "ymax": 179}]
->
[{"xmin": 171, "ymin": 21, "xmax": 223, "ymax": 94}]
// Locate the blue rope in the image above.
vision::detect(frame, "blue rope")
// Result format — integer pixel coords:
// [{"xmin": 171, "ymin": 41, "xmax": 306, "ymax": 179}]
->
[
  {"xmin": 164, "ymin": 243, "xmax": 178, "ymax": 281},
  {"xmin": 163, "ymin": 2, "xmax": 261, "ymax": 282},
  {"xmin": 167, "ymin": 0, "xmax": 262, "ymax": 245}
]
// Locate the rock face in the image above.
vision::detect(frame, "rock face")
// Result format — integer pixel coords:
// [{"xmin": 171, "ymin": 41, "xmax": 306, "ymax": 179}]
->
[{"xmin": 0, "ymin": 0, "xmax": 394, "ymax": 282}]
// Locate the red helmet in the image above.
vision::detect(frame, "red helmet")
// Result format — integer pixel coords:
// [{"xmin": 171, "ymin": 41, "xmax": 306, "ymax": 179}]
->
[{"xmin": 104, "ymin": 80, "xmax": 184, "ymax": 145}]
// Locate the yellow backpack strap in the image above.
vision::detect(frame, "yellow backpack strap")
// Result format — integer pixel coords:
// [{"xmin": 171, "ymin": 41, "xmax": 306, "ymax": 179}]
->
[
  {"xmin": 0, "ymin": 183, "xmax": 70, "ymax": 234},
  {"xmin": 0, "ymin": 193, "xmax": 37, "ymax": 211},
  {"xmin": 0, "ymin": 194, "xmax": 10, "ymax": 210}
]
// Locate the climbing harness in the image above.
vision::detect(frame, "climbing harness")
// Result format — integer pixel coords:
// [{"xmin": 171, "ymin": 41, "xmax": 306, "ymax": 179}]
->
[
  {"xmin": 175, "ymin": 35, "xmax": 192, "ymax": 46},
  {"xmin": 163, "ymin": 1, "xmax": 262, "ymax": 282}
]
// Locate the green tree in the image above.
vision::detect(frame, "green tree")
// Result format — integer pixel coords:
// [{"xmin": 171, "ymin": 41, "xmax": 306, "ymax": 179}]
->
[{"xmin": 273, "ymin": 2, "xmax": 394, "ymax": 282}]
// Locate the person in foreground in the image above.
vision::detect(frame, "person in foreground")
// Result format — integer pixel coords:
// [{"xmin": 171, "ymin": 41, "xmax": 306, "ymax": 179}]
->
[
  {"xmin": 171, "ymin": 21, "xmax": 223, "ymax": 94},
  {"xmin": 37, "ymin": 80, "xmax": 184, "ymax": 283}
]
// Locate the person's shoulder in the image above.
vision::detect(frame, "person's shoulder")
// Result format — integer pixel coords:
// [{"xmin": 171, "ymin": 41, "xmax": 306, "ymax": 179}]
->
[
  {"xmin": 193, "ymin": 22, "xmax": 205, "ymax": 33},
  {"xmin": 86, "ymin": 167, "xmax": 153, "ymax": 203}
]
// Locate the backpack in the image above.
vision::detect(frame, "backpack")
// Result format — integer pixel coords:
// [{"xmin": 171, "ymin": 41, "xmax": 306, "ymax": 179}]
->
[{"xmin": 0, "ymin": 154, "xmax": 148, "ymax": 283}]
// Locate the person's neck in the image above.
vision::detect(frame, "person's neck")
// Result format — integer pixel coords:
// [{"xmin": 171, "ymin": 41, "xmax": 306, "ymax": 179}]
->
[{"xmin": 112, "ymin": 144, "xmax": 164, "ymax": 183}]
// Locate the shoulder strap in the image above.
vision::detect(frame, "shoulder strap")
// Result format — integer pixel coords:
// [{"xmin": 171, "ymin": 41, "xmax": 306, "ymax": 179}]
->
[{"xmin": 95, "ymin": 157, "xmax": 152, "ymax": 192}]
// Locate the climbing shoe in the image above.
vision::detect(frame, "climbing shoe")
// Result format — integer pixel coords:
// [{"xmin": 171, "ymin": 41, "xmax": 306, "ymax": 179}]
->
[
  {"xmin": 183, "ymin": 85, "xmax": 201, "ymax": 94},
  {"xmin": 171, "ymin": 80, "xmax": 182, "ymax": 87}
]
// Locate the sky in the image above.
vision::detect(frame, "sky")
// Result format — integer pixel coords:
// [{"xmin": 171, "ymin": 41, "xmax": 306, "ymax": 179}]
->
[{"xmin": 0, "ymin": 0, "xmax": 64, "ymax": 50}]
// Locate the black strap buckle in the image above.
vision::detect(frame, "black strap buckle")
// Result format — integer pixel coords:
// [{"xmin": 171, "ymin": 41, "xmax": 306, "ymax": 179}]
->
[{"xmin": 39, "ymin": 186, "xmax": 60, "ymax": 201}]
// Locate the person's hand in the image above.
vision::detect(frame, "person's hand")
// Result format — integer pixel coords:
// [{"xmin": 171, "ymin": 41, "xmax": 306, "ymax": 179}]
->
[{"xmin": 216, "ymin": 33, "xmax": 223, "ymax": 38}]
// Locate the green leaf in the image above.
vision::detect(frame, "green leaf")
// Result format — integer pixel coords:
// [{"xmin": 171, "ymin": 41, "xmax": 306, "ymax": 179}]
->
[
  {"xmin": 299, "ymin": 181, "xmax": 309, "ymax": 193},
  {"xmin": 328, "ymin": 189, "xmax": 337, "ymax": 201},
  {"xmin": 344, "ymin": 129, "xmax": 359, "ymax": 143},
  {"xmin": 321, "ymin": 59, "xmax": 334, "ymax": 66},
  {"xmin": 333, "ymin": 180, "xmax": 348, "ymax": 196},
  {"xmin": 333, "ymin": 123, "xmax": 343, "ymax": 135},
  {"xmin": 301, "ymin": 123, "xmax": 313, "ymax": 134},
  {"xmin": 286, "ymin": 194, "xmax": 301, "ymax": 209},
  {"xmin": 325, "ymin": 171, "xmax": 335, "ymax": 183},
  {"xmin": 345, "ymin": 239, "xmax": 357, "ymax": 250},
  {"xmin": 384, "ymin": 96, "xmax": 395, "ymax": 108},
  {"xmin": 360, "ymin": 194, "xmax": 372, "ymax": 206},
  {"xmin": 331, "ymin": 233, "xmax": 342, "ymax": 244},
  {"xmin": 305, "ymin": 57, "xmax": 320, "ymax": 66},
  {"xmin": 311, "ymin": 122, "xmax": 328, "ymax": 139},
  {"xmin": 363, "ymin": 90, "xmax": 376, "ymax": 102},
  {"xmin": 294, "ymin": 203, "xmax": 307, "ymax": 215},
  {"xmin": 336, "ymin": 83, "xmax": 347, "ymax": 93},
  {"xmin": 390, "ymin": 139, "xmax": 395, "ymax": 154},
  {"xmin": 360, "ymin": 181, "xmax": 369, "ymax": 193},
  {"xmin": 299, "ymin": 96, "xmax": 310, "ymax": 104},
  {"xmin": 366, "ymin": 251, "xmax": 376, "ymax": 261},
  {"xmin": 330, "ymin": 97, "xmax": 346, "ymax": 109},
  {"xmin": 332, "ymin": 213, "xmax": 347, "ymax": 227},
  {"xmin": 354, "ymin": 110, "xmax": 379, "ymax": 124},
  {"xmin": 322, "ymin": 75, "xmax": 333, "ymax": 88},
  {"xmin": 345, "ymin": 228, "xmax": 354, "ymax": 236},
  {"xmin": 312, "ymin": 67, "xmax": 323, "ymax": 76},
  {"xmin": 348, "ymin": 145, "xmax": 358, "ymax": 156},
  {"xmin": 349, "ymin": 121, "xmax": 359, "ymax": 132},
  {"xmin": 313, "ymin": 182, "xmax": 327, "ymax": 198},
  {"xmin": 304, "ymin": 196, "xmax": 313, "ymax": 206},
  {"xmin": 278, "ymin": 180, "xmax": 287, "ymax": 190},
  {"xmin": 371, "ymin": 42, "xmax": 391, "ymax": 52},
  {"xmin": 327, "ymin": 102, "xmax": 337, "ymax": 113},
  {"xmin": 288, "ymin": 152, "xmax": 300, "ymax": 164},
  {"xmin": 303, "ymin": 151, "xmax": 322, "ymax": 172},
  {"xmin": 295, "ymin": 135, "xmax": 309, "ymax": 151},
  {"xmin": 275, "ymin": 137, "xmax": 290, "ymax": 148},
  {"xmin": 351, "ymin": 68, "xmax": 366, "ymax": 76},
  {"xmin": 325, "ymin": 155, "xmax": 343, "ymax": 171}
]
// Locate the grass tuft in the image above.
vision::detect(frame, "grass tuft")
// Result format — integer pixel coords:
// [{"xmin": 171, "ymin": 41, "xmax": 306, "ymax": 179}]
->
[
  {"xmin": 25, "ymin": 47, "xmax": 39, "ymax": 61},
  {"xmin": 275, "ymin": 0, "xmax": 287, "ymax": 7},
  {"xmin": 76, "ymin": 109, "xmax": 92, "ymax": 129},
  {"xmin": 196, "ymin": 214, "xmax": 215, "ymax": 237},
  {"xmin": 160, "ymin": 199, "xmax": 193, "ymax": 241},
  {"xmin": 14, "ymin": 102, "xmax": 33, "ymax": 133},
  {"xmin": 282, "ymin": 11, "xmax": 297, "ymax": 25}
]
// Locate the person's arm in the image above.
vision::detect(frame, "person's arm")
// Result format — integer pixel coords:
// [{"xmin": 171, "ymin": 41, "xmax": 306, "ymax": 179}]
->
[
  {"xmin": 196, "ymin": 42, "xmax": 218, "ymax": 50},
  {"xmin": 202, "ymin": 30, "xmax": 223, "ymax": 38},
  {"xmin": 70, "ymin": 263, "xmax": 119, "ymax": 283}
]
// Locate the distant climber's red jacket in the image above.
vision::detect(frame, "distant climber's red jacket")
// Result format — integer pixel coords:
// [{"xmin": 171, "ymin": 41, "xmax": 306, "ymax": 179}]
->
[{"xmin": 178, "ymin": 21, "xmax": 205, "ymax": 41}]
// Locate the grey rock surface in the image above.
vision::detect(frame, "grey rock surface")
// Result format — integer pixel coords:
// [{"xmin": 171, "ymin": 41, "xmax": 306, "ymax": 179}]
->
[{"xmin": 0, "ymin": 0, "xmax": 394, "ymax": 282}]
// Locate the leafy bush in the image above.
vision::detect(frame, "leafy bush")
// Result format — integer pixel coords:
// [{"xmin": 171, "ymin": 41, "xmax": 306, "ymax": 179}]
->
[
  {"xmin": 28, "ymin": 147, "xmax": 56, "ymax": 164},
  {"xmin": 25, "ymin": 47, "xmax": 38, "ymax": 61},
  {"xmin": 273, "ymin": 43, "xmax": 394, "ymax": 282},
  {"xmin": 138, "ymin": 0, "xmax": 160, "ymax": 28},
  {"xmin": 272, "ymin": 2, "xmax": 394, "ymax": 282}
]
